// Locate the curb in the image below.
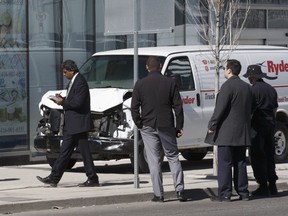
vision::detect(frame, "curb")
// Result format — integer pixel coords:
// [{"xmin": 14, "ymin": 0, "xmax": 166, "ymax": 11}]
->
[
  {"xmin": 1, "ymin": 183, "xmax": 288, "ymax": 214},
  {"xmin": 0, "ymin": 190, "xmax": 179, "ymax": 214}
]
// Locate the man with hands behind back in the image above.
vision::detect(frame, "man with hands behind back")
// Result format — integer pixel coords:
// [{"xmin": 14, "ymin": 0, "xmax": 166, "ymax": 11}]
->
[{"xmin": 131, "ymin": 56, "xmax": 186, "ymax": 202}]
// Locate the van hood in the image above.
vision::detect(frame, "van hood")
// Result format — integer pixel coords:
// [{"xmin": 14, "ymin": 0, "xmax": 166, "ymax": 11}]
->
[{"xmin": 39, "ymin": 88, "xmax": 131, "ymax": 113}]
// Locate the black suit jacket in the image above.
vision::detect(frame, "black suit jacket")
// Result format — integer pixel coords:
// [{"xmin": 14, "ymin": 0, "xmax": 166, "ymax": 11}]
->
[
  {"xmin": 208, "ymin": 76, "xmax": 252, "ymax": 147},
  {"xmin": 62, "ymin": 73, "xmax": 93, "ymax": 135},
  {"xmin": 131, "ymin": 71, "xmax": 184, "ymax": 130}
]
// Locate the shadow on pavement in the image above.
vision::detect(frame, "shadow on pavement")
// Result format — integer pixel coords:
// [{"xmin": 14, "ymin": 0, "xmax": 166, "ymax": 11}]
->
[
  {"xmin": 69, "ymin": 158, "xmax": 214, "ymax": 174},
  {"xmin": 163, "ymin": 158, "xmax": 213, "ymax": 172},
  {"xmin": 70, "ymin": 163, "xmax": 134, "ymax": 174},
  {"xmin": 0, "ymin": 178, "xmax": 20, "ymax": 182},
  {"xmin": 163, "ymin": 188, "xmax": 211, "ymax": 203},
  {"xmin": 101, "ymin": 180, "xmax": 149, "ymax": 186}
]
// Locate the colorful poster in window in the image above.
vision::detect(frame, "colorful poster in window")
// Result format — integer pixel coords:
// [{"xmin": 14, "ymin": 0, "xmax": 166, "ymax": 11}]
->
[
  {"xmin": 0, "ymin": 0, "xmax": 26, "ymax": 48},
  {"xmin": 0, "ymin": 52, "xmax": 27, "ymax": 136},
  {"xmin": 0, "ymin": 0, "xmax": 27, "ymax": 150}
]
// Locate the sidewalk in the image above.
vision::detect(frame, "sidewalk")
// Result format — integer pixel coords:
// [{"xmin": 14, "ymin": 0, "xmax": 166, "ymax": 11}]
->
[{"xmin": 0, "ymin": 154, "xmax": 288, "ymax": 214}]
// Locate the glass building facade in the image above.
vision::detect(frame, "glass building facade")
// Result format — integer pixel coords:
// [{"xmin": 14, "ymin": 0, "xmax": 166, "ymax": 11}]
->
[{"xmin": 0, "ymin": 0, "xmax": 287, "ymax": 162}]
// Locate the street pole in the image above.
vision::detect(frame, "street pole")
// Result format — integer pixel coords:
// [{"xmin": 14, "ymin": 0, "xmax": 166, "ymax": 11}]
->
[
  {"xmin": 133, "ymin": 0, "xmax": 139, "ymax": 188},
  {"xmin": 104, "ymin": 0, "xmax": 173, "ymax": 189}
]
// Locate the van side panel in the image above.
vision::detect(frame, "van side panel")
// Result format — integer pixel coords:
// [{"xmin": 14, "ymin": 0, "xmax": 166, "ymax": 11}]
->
[
  {"xmin": 246, "ymin": 50, "xmax": 288, "ymax": 109},
  {"xmin": 165, "ymin": 49, "xmax": 288, "ymax": 150}
]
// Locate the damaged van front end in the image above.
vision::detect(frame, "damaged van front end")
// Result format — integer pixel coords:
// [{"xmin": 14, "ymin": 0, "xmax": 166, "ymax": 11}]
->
[
  {"xmin": 34, "ymin": 87, "xmax": 136, "ymax": 169},
  {"xmin": 34, "ymin": 53, "xmax": 152, "ymax": 171}
]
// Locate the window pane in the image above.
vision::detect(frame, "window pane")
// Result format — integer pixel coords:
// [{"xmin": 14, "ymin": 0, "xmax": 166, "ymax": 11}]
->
[
  {"xmin": 268, "ymin": 10, "xmax": 288, "ymax": 28},
  {"xmin": 244, "ymin": 0, "xmax": 288, "ymax": 4},
  {"xmin": 249, "ymin": 0, "xmax": 279, "ymax": 3},
  {"xmin": 0, "ymin": 0, "xmax": 28, "ymax": 151},
  {"xmin": 28, "ymin": 0, "xmax": 61, "ymax": 155},
  {"xmin": 165, "ymin": 57, "xmax": 195, "ymax": 91},
  {"xmin": 63, "ymin": 0, "xmax": 87, "ymax": 50},
  {"xmin": 81, "ymin": 55, "xmax": 165, "ymax": 89},
  {"xmin": 175, "ymin": 0, "xmax": 185, "ymax": 26},
  {"xmin": 234, "ymin": 9, "xmax": 266, "ymax": 29}
]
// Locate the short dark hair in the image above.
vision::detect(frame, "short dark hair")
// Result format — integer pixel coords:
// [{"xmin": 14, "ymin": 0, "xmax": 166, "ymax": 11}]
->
[
  {"xmin": 146, "ymin": 56, "xmax": 161, "ymax": 72},
  {"xmin": 226, "ymin": 59, "xmax": 241, "ymax": 76},
  {"xmin": 61, "ymin": 59, "xmax": 79, "ymax": 73}
]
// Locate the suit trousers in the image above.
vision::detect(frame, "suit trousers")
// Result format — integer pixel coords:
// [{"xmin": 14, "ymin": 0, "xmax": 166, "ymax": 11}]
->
[
  {"xmin": 250, "ymin": 122, "xmax": 278, "ymax": 184},
  {"xmin": 217, "ymin": 146, "xmax": 249, "ymax": 198},
  {"xmin": 50, "ymin": 132, "xmax": 98, "ymax": 183},
  {"xmin": 140, "ymin": 126, "xmax": 184, "ymax": 197}
]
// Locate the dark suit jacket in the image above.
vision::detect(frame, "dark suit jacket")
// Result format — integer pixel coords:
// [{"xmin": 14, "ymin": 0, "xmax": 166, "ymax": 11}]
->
[
  {"xmin": 62, "ymin": 73, "xmax": 93, "ymax": 135},
  {"xmin": 131, "ymin": 71, "xmax": 184, "ymax": 130},
  {"xmin": 251, "ymin": 79, "xmax": 278, "ymax": 131},
  {"xmin": 208, "ymin": 76, "xmax": 252, "ymax": 147}
]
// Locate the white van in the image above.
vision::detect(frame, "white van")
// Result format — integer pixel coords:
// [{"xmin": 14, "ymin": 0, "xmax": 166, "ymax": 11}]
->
[{"xmin": 34, "ymin": 45, "xmax": 288, "ymax": 172}]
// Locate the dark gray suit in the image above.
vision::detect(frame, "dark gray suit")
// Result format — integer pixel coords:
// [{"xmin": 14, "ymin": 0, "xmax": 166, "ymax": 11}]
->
[
  {"xmin": 131, "ymin": 71, "xmax": 184, "ymax": 198},
  {"xmin": 50, "ymin": 73, "xmax": 98, "ymax": 183},
  {"xmin": 208, "ymin": 76, "xmax": 252, "ymax": 198},
  {"xmin": 209, "ymin": 76, "xmax": 252, "ymax": 147}
]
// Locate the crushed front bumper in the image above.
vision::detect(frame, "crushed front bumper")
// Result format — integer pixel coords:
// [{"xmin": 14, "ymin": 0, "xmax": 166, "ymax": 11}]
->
[{"xmin": 34, "ymin": 135, "xmax": 134, "ymax": 159}]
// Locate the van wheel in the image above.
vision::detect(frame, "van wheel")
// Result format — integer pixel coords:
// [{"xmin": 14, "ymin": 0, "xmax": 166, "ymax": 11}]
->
[
  {"xmin": 274, "ymin": 122, "xmax": 288, "ymax": 163},
  {"xmin": 180, "ymin": 150, "xmax": 207, "ymax": 161},
  {"xmin": 130, "ymin": 139, "xmax": 164, "ymax": 173},
  {"xmin": 130, "ymin": 140, "xmax": 149, "ymax": 173},
  {"xmin": 46, "ymin": 155, "xmax": 77, "ymax": 170}
]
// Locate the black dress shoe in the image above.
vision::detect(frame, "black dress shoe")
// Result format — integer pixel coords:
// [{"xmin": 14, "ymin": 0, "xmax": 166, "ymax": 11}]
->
[
  {"xmin": 269, "ymin": 182, "xmax": 278, "ymax": 196},
  {"xmin": 239, "ymin": 195, "xmax": 250, "ymax": 201},
  {"xmin": 210, "ymin": 196, "xmax": 231, "ymax": 202},
  {"xmin": 251, "ymin": 185, "xmax": 269, "ymax": 197},
  {"xmin": 36, "ymin": 176, "xmax": 57, "ymax": 187},
  {"xmin": 78, "ymin": 180, "xmax": 100, "ymax": 187},
  {"xmin": 177, "ymin": 190, "xmax": 187, "ymax": 202},
  {"xmin": 151, "ymin": 195, "xmax": 164, "ymax": 203}
]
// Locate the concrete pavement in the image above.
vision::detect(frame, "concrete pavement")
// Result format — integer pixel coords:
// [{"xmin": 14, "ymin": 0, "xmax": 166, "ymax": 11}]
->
[{"xmin": 1, "ymin": 154, "xmax": 288, "ymax": 214}]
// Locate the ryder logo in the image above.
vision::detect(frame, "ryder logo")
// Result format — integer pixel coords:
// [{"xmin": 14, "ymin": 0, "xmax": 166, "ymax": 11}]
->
[
  {"xmin": 267, "ymin": 60, "xmax": 288, "ymax": 76},
  {"xmin": 182, "ymin": 96, "xmax": 195, "ymax": 104}
]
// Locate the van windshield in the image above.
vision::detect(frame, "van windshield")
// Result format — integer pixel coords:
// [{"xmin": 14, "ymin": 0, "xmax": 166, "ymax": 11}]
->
[{"xmin": 80, "ymin": 55, "xmax": 164, "ymax": 89}]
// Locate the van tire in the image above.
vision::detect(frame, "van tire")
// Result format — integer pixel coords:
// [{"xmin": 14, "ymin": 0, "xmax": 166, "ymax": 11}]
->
[
  {"xmin": 274, "ymin": 122, "xmax": 288, "ymax": 162},
  {"xmin": 46, "ymin": 155, "xmax": 77, "ymax": 170},
  {"xmin": 180, "ymin": 150, "xmax": 207, "ymax": 161},
  {"xmin": 138, "ymin": 142, "xmax": 150, "ymax": 173},
  {"xmin": 130, "ymin": 140, "xmax": 149, "ymax": 173},
  {"xmin": 130, "ymin": 139, "xmax": 164, "ymax": 173}
]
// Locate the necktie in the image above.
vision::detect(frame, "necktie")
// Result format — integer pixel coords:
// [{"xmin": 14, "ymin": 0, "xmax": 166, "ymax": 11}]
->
[{"xmin": 66, "ymin": 81, "xmax": 72, "ymax": 97}]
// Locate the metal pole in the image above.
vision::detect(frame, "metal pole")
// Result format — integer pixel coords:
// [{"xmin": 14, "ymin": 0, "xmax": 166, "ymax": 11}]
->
[
  {"xmin": 213, "ymin": 1, "xmax": 221, "ymax": 176},
  {"xmin": 229, "ymin": 2, "xmax": 232, "ymax": 46},
  {"xmin": 133, "ymin": 0, "xmax": 139, "ymax": 188}
]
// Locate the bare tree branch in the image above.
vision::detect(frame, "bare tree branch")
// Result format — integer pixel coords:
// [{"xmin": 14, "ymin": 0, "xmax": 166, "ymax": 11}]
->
[
  {"xmin": 181, "ymin": 0, "xmax": 250, "ymax": 63},
  {"xmin": 176, "ymin": 0, "xmax": 250, "ymax": 175}
]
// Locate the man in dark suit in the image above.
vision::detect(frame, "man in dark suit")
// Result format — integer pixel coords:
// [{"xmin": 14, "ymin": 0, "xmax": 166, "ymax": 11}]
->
[
  {"xmin": 36, "ymin": 59, "xmax": 99, "ymax": 187},
  {"xmin": 207, "ymin": 59, "xmax": 252, "ymax": 201},
  {"xmin": 131, "ymin": 56, "xmax": 186, "ymax": 202},
  {"xmin": 243, "ymin": 64, "xmax": 278, "ymax": 196}
]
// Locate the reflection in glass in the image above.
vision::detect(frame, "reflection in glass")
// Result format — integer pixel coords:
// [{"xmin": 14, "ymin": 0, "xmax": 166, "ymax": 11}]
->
[
  {"xmin": 0, "ymin": 0, "xmax": 28, "ymax": 151},
  {"xmin": 268, "ymin": 10, "xmax": 288, "ymax": 28},
  {"xmin": 81, "ymin": 55, "xmax": 164, "ymax": 89},
  {"xmin": 234, "ymin": 9, "xmax": 266, "ymax": 29}
]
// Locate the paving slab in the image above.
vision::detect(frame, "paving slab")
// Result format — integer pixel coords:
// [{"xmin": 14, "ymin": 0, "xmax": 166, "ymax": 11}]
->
[{"xmin": 0, "ymin": 154, "xmax": 287, "ymax": 214}]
